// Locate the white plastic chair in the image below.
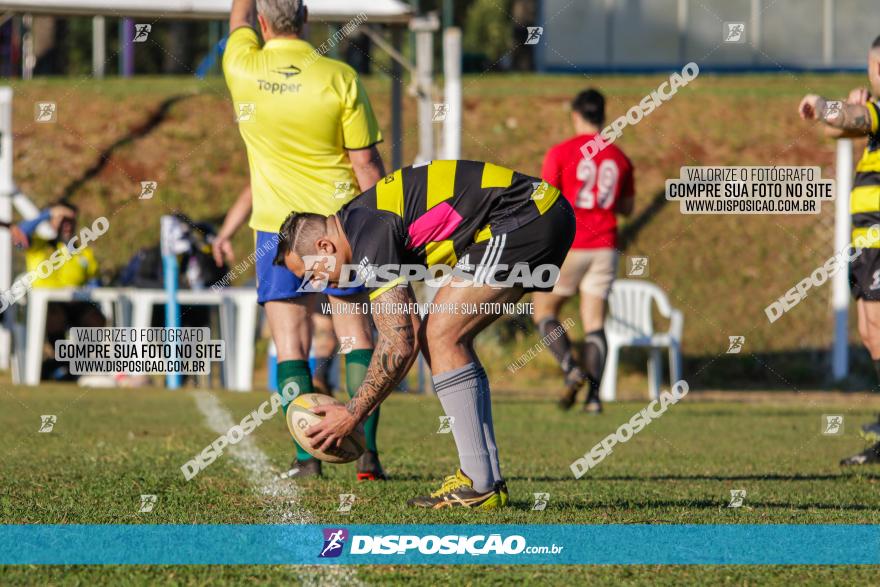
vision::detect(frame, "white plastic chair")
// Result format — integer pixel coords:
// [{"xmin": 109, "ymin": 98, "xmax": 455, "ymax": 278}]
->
[
  {"xmin": 600, "ymin": 279, "xmax": 683, "ymax": 401},
  {"xmin": 219, "ymin": 288, "xmax": 259, "ymax": 392},
  {"xmin": 123, "ymin": 287, "xmax": 257, "ymax": 391},
  {"xmin": 22, "ymin": 287, "xmax": 124, "ymax": 385}
]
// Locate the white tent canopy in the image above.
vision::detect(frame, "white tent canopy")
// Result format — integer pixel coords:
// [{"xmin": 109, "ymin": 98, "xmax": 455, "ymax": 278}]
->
[{"xmin": 0, "ymin": 0, "xmax": 412, "ymax": 23}]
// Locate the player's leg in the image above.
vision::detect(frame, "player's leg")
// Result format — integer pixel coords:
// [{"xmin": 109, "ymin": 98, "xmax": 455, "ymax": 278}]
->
[
  {"xmin": 410, "ymin": 197, "xmax": 576, "ymax": 508},
  {"xmin": 265, "ymin": 298, "xmax": 321, "ymax": 472},
  {"xmin": 310, "ymin": 302, "xmax": 336, "ymax": 394},
  {"xmin": 842, "ymin": 252, "xmax": 880, "ymax": 465},
  {"xmin": 408, "ymin": 280, "xmax": 524, "ymax": 509},
  {"xmin": 577, "ymin": 249, "xmax": 617, "ymax": 413},
  {"xmin": 256, "ymin": 230, "xmax": 321, "ymax": 477},
  {"xmin": 265, "ymin": 299, "xmax": 314, "ymax": 360},
  {"xmin": 326, "ymin": 291, "xmax": 385, "ymax": 480},
  {"xmin": 407, "ymin": 194, "xmax": 575, "ymax": 508},
  {"xmin": 579, "ymin": 293, "xmax": 607, "ymax": 412},
  {"xmin": 857, "ymin": 298, "xmax": 880, "ymax": 388},
  {"xmin": 533, "ymin": 252, "xmax": 587, "ymax": 409}
]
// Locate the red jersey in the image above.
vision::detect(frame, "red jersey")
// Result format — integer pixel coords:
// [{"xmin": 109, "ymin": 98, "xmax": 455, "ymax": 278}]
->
[{"xmin": 541, "ymin": 133, "xmax": 634, "ymax": 249}]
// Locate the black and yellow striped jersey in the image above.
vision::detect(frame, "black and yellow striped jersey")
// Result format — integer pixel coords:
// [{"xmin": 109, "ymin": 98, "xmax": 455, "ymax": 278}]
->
[
  {"xmin": 851, "ymin": 101, "xmax": 880, "ymax": 247},
  {"xmin": 339, "ymin": 159, "xmax": 560, "ymax": 289}
]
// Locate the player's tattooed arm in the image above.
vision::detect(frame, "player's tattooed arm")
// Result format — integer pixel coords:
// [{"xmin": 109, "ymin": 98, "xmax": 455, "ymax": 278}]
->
[
  {"xmin": 345, "ymin": 285, "xmax": 420, "ymax": 422},
  {"xmin": 821, "ymin": 102, "xmax": 873, "ymax": 132},
  {"xmin": 799, "ymin": 94, "xmax": 874, "ymax": 135}
]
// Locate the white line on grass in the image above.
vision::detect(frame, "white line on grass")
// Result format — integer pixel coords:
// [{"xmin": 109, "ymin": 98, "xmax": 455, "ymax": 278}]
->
[{"xmin": 193, "ymin": 391, "xmax": 360, "ymax": 585}]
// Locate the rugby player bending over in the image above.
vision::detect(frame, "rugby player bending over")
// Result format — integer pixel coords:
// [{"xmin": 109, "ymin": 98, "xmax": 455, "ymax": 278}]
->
[{"xmin": 275, "ymin": 160, "xmax": 575, "ymax": 508}]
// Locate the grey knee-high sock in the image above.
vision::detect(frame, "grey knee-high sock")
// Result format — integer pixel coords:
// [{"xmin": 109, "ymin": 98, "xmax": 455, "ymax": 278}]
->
[
  {"xmin": 474, "ymin": 364, "xmax": 503, "ymax": 484},
  {"xmin": 538, "ymin": 317, "xmax": 583, "ymax": 385},
  {"xmin": 433, "ymin": 363, "xmax": 494, "ymax": 492}
]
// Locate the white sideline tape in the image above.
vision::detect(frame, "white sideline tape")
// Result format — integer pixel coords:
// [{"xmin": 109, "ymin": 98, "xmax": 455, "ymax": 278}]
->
[{"xmin": 193, "ymin": 391, "xmax": 361, "ymax": 585}]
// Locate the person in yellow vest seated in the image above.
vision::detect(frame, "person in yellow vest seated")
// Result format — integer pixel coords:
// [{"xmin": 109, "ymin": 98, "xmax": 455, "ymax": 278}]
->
[
  {"xmin": 22, "ymin": 202, "xmax": 100, "ymax": 289},
  {"xmin": 19, "ymin": 200, "xmax": 106, "ymax": 380}
]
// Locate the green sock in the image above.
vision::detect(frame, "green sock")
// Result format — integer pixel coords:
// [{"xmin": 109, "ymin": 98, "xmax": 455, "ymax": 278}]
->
[
  {"xmin": 346, "ymin": 349, "xmax": 379, "ymax": 453},
  {"xmin": 277, "ymin": 359, "xmax": 313, "ymax": 461}
]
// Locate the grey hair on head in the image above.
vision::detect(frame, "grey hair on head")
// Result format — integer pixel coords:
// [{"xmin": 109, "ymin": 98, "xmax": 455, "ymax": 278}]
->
[{"xmin": 256, "ymin": 0, "xmax": 307, "ymax": 36}]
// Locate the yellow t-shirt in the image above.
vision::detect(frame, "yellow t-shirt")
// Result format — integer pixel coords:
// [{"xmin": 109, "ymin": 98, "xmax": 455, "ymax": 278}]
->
[
  {"xmin": 222, "ymin": 27, "xmax": 383, "ymax": 232},
  {"xmin": 25, "ymin": 238, "xmax": 99, "ymax": 288}
]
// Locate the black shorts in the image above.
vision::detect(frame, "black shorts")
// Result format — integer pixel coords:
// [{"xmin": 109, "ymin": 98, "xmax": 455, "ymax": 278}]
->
[
  {"xmin": 459, "ymin": 197, "xmax": 576, "ymax": 292},
  {"xmin": 850, "ymin": 248, "xmax": 880, "ymax": 301}
]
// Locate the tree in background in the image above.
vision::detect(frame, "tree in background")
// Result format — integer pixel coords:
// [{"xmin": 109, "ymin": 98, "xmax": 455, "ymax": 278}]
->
[
  {"xmin": 18, "ymin": 17, "xmax": 211, "ymax": 76},
  {"xmin": 462, "ymin": 0, "xmax": 538, "ymax": 72},
  {"xmin": 463, "ymin": 0, "xmax": 514, "ymax": 71},
  {"xmin": 510, "ymin": 0, "xmax": 538, "ymax": 71}
]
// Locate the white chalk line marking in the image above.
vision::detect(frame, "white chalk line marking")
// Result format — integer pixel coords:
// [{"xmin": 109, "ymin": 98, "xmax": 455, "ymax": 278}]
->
[{"xmin": 193, "ymin": 391, "xmax": 361, "ymax": 585}]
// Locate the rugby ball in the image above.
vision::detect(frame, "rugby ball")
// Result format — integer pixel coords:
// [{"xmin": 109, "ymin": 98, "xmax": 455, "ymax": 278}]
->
[{"xmin": 286, "ymin": 393, "xmax": 366, "ymax": 464}]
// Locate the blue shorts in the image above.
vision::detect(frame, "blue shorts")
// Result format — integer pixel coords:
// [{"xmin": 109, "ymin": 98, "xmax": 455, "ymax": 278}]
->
[{"xmin": 255, "ymin": 231, "xmax": 365, "ymax": 304}]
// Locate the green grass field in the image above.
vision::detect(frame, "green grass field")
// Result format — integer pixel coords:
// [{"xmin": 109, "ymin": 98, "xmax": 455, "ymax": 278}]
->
[{"xmin": 3, "ymin": 382, "xmax": 880, "ymax": 584}]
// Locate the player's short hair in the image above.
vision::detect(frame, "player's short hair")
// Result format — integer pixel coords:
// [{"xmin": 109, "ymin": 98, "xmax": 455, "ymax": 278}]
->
[
  {"xmin": 273, "ymin": 211, "xmax": 328, "ymax": 266},
  {"xmin": 572, "ymin": 89, "xmax": 606, "ymax": 127},
  {"xmin": 257, "ymin": 0, "xmax": 307, "ymax": 36}
]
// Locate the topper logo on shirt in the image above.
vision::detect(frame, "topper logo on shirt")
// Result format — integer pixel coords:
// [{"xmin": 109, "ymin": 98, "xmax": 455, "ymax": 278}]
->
[{"xmin": 273, "ymin": 64, "xmax": 302, "ymax": 79}]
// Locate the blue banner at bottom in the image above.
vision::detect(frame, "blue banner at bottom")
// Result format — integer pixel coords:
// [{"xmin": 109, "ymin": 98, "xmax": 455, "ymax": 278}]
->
[{"xmin": 0, "ymin": 524, "xmax": 877, "ymax": 565}]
